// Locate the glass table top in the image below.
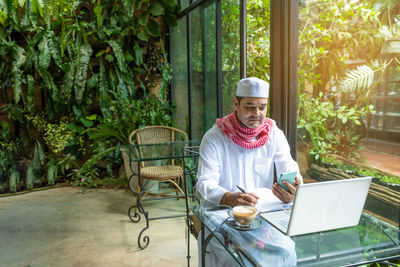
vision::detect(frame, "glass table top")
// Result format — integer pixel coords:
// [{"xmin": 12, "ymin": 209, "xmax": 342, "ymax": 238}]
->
[{"xmin": 122, "ymin": 141, "xmax": 199, "ymax": 162}]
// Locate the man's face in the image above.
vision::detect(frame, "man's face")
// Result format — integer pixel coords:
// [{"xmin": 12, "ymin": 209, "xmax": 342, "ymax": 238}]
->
[{"xmin": 234, "ymin": 97, "xmax": 268, "ymax": 128}]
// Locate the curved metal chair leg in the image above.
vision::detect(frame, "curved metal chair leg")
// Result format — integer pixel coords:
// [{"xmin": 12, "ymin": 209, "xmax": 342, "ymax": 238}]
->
[
  {"xmin": 128, "ymin": 205, "xmax": 141, "ymax": 223},
  {"xmin": 138, "ymin": 211, "xmax": 150, "ymax": 249}
]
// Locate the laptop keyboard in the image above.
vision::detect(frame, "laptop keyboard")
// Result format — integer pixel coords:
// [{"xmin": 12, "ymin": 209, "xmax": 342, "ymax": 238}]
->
[{"xmin": 277, "ymin": 219, "xmax": 289, "ymax": 229}]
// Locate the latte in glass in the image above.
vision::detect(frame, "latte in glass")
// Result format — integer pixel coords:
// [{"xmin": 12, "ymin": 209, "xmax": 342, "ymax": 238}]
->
[{"xmin": 232, "ymin": 205, "xmax": 258, "ymax": 225}]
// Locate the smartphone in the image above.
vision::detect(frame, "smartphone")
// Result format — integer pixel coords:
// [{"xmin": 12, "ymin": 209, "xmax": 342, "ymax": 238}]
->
[{"xmin": 278, "ymin": 171, "xmax": 297, "ymax": 191}]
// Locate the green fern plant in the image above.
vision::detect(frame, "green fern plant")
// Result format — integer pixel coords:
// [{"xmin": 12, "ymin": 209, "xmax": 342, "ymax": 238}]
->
[
  {"xmin": 47, "ymin": 160, "xmax": 58, "ymax": 185},
  {"xmin": 337, "ymin": 65, "xmax": 374, "ymax": 95},
  {"xmin": 12, "ymin": 46, "xmax": 26, "ymax": 104},
  {"xmin": 108, "ymin": 40, "xmax": 128, "ymax": 74},
  {"xmin": 9, "ymin": 167, "xmax": 20, "ymax": 193},
  {"xmin": 26, "ymin": 163, "xmax": 35, "ymax": 190}
]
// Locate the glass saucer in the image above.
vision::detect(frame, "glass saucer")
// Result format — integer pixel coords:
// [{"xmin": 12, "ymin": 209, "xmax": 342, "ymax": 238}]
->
[{"xmin": 226, "ymin": 216, "xmax": 262, "ymax": 231}]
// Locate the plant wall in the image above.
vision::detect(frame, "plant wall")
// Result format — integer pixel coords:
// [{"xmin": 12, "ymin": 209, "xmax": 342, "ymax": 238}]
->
[{"xmin": 0, "ymin": 0, "xmax": 180, "ymax": 193}]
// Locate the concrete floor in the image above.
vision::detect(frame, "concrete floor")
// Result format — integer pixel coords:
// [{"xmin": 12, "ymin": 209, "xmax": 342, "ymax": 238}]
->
[{"xmin": 0, "ymin": 187, "xmax": 198, "ymax": 267}]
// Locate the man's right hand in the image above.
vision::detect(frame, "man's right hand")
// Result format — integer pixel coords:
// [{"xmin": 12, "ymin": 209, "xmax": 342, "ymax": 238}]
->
[{"xmin": 220, "ymin": 191, "xmax": 259, "ymax": 207}]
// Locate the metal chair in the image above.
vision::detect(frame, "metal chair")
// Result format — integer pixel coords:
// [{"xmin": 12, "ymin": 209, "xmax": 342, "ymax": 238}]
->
[{"xmin": 121, "ymin": 126, "xmax": 189, "ymax": 200}]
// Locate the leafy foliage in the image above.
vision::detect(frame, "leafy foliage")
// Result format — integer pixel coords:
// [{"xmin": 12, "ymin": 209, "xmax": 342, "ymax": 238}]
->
[
  {"xmin": 298, "ymin": 93, "xmax": 374, "ymax": 162},
  {"xmin": 0, "ymin": 0, "xmax": 180, "ymax": 193},
  {"xmin": 296, "ymin": 0, "xmax": 399, "ymax": 166},
  {"xmin": 298, "ymin": 0, "xmax": 385, "ymax": 96},
  {"xmin": 247, "ymin": 0, "xmax": 270, "ymax": 81},
  {"xmin": 89, "ymin": 95, "xmax": 176, "ymax": 144},
  {"xmin": 338, "ymin": 65, "xmax": 374, "ymax": 95}
]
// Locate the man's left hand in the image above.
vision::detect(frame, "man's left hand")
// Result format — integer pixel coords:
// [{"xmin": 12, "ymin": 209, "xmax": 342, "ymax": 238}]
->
[{"xmin": 272, "ymin": 176, "xmax": 301, "ymax": 203}]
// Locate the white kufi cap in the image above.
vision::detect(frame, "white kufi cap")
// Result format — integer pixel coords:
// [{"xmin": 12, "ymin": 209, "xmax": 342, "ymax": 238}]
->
[{"xmin": 236, "ymin": 77, "xmax": 269, "ymax": 98}]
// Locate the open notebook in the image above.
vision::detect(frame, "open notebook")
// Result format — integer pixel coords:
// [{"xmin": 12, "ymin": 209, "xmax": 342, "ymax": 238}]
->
[{"xmin": 253, "ymin": 188, "xmax": 292, "ymax": 212}]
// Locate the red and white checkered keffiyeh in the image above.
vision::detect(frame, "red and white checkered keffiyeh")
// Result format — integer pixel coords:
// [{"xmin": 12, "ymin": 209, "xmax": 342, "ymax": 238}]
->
[{"xmin": 216, "ymin": 110, "xmax": 275, "ymax": 149}]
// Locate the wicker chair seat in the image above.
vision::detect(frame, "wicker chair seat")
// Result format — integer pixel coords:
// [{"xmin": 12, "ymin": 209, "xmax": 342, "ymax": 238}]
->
[{"xmin": 141, "ymin": 165, "xmax": 183, "ymax": 180}]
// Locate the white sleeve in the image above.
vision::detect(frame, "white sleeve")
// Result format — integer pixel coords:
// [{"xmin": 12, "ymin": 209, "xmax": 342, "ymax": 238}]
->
[
  {"xmin": 195, "ymin": 135, "xmax": 228, "ymax": 207},
  {"xmin": 273, "ymin": 129, "xmax": 303, "ymax": 184}
]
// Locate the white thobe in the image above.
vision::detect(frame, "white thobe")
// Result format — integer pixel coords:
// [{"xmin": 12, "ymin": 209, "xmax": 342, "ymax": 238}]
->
[
  {"xmin": 195, "ymin": 123, "xmax": 301, "ymax": 266},
  {"xmin": 196, "ymin": 123, "xmax": 302, "ymax": 207}
]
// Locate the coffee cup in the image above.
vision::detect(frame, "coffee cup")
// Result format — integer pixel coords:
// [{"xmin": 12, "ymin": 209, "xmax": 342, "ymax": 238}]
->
[{"xmin": 231, "ymin": 205, "xmax": 259, "ymax": 226}]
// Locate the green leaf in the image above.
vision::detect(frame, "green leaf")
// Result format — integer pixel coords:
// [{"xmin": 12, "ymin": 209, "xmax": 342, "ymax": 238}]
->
[
  {"xmin": 79, "ymin": 147, "xmax": 116, "ymax": 174},
  {"xmin": 86, "ymin": 114, "xmax": 97, "ymax": 120},
  {"xmin": 146, "ymin": 19, "xmax": 160, "ymax": 37},
  {"xmin": 26, "ymin": 164, "xmax": 34, "ymax": 190},
  {"xmin": 105, "ymin": 54, "xmax": 114, "ymax": 62},
  {"xmin": 149, "ymin": 3, "xmax": 164, "ymax": 16},
  {"xmin": 47, "ymin": 163, "xmax": 58, "ymax": 185},
  {"xmin": 27, "ymin": 74, "xmax": 35, "ymax": 113},
  {"xmin": 12, "ymin": 46, "xmax": 26, "ymax": 103},
  {"xmin": 96, "ymin": 50, "xmax": 106, "ymax": 57},
  {"xmin": 108, "ymin": 40, "xmax": 127, "ymax": 73},
  {"xmin": 32, "ymin": 0, "xmax": 43, "ymax": 17},
  {"xmin": 38, "ymin": 35, "xmax": 51, "ymax": 69},
  {"xmin": 0, "ymin": 11, "xmax": 7, "ymax": 26},
  {"xmin": 36, "ymin": 140, "xmax": 45, "ymax": 165},
  {"xmin": 67, "ymin": 123, "xmax": 85, "ymax": 133},
  {"xmin": 99, "ymin": 60, "xmax": 109, "ymax": 113},
  {"xmin": 9, "ymin": 167, "xmax": 20, "ymax": 193},
  {"xmin": 87, "ymin": 74, "xmax": 99, "ymax": 89},
  {"xmin": 93, "ymin": 1, "xmax": 102, "ymax": 27},
  {"xmin": 137, "ymin": 30, "xmax": 149, "ymax": 42},
  {"xmin": 61, "ymin": 62, "xmax": 74, "ymax": 104},
  {"xmin": 134, "ymin": 42, "xmax": 143, "ymax": 65},
  {"xmin": 80, "ymin": 117, "xmax": 94, "ymax": 127},
  {"xmin": 47, "ymin": 31, "xmax": 63, "ymax": 69},
  {"xmin": 139, "ymin": 14, "xmax": 148, "ymax": 25},
  {"xmin": 38, "ymin": 69, "xmax": 57, "ymax": 102},
  {"xmin": 72, "ymin": 105, "xmax": 82, "ymax": 117},
  {"xmin": 124, "ymin": 51, "xmax": 134, "ymax": 62},
  {"xmin": 121, "ymin": 0, "xmax": 136, "ymax": 17},
  {"xmin": 74, "ymin": 43, "xmax": 93, "ymax": 104}
]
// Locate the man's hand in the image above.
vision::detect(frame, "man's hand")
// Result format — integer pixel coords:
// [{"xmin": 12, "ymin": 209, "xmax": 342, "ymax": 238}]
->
[
  {"xmin": 220, "ymin": 191, "xmax": 259, "ymax": 207},
  {"xmin": 272, "ymin": 176, "xmax": 301, "ymax": 203}
]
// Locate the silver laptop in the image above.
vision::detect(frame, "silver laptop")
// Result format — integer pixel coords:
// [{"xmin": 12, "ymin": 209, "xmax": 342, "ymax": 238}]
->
[{"xmin": 261, "ymin": 177, "xmax": 372, "ymax": 236}]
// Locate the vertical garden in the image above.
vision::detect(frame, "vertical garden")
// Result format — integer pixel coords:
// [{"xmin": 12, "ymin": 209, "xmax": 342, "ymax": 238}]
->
[{"xmin": 0, "ymin": 0, "xmax": 179, "ymax": 193}]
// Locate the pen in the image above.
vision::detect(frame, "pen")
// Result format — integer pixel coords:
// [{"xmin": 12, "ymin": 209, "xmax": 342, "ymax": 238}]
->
[{"xmin": 236, "ymin": 185, "xmax": 247, "ymax": 194}]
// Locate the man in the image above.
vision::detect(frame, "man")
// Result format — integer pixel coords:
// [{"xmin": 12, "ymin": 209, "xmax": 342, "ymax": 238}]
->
[{"xmin": 196, "ymin": 77, "xmax": 301, "ymax": 266}]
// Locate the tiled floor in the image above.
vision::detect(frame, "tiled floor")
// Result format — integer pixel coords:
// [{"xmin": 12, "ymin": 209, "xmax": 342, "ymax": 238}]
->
[{"xmin": 361, "ymin": 139, "xmax": 400, "ymax": 177}]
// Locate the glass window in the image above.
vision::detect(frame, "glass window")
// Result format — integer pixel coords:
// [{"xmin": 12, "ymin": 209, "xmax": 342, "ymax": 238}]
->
[
  {"xmin": 180, "ymin": 0, "xmax": 190, "ymax": 10},
  {"xmin": 170, "ymin": 18, "xmax": 189, "ymax": 133},
  {"xmin": 247, "ymin": 0, "xmax": 270, "ymax": 81},
  {"xmin": 190, "ymin": 3, "xmax": 218, "ymax": 141},
  {"xmin": 222, "ymin": 0, "xmax": 240, "ymax": 116},
  {"xmin": 297, "ymin": 0, "xmax": 400, "ymax": 224}
]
